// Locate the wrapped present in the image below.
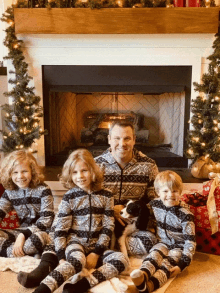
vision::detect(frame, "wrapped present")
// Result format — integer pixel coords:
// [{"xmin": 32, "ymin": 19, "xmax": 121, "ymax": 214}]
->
[
  {"xmin": 0, "ymin": 211, "xmax": 20, "ymax": 229},
  {"xmin": 182, "ymin": 177, "xmax": 220, "ymax": 254},
  {"xmin": 195, "ymin": 227, "xmax": 220, "ymax": 255},
  {"xmin": 0, "ymin": 184, "xmax": 20, "ymax": 230}
]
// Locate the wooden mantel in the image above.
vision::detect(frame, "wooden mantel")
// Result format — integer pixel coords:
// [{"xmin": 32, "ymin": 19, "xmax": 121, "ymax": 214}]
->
[{"xmin": 14, "ymin": 7, "xmax": 219, "ymax": 34}]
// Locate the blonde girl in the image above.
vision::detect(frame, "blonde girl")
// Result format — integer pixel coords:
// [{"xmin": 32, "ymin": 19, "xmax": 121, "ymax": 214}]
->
[
  {"xmin": 0, "ymin": 150, "xmax": 54, "ymax": 258},
  {"xmin": 21, "ymin": 149, "xmax": 128, "ymax": 293}
]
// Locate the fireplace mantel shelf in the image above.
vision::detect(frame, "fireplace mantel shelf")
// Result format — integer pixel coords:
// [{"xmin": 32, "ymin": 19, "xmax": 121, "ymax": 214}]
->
[{"xmin": 14, "ymin": 7, "xmax": 219, "ymax": 34}]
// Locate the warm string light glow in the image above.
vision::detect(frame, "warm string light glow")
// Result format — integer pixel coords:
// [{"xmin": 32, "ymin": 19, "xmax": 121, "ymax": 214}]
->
[
  {"xmin": 201, "ymin": 142, "xmax": 206, "ymax": 147},
  {"xmin": 187, "ymin": 149, "xmax": 194, "ymax": 155},
  {"xmin": 198, "ymin": 119, "xmax": 203, "ymax": 124},
  {"xmin": 192, "ymin": 137, "xmax": 200, "ymax": 142}
]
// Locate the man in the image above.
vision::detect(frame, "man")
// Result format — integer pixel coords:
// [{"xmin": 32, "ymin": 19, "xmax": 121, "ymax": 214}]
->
[{"xmin": 95, "ymin": 121, "xmax": 158, "ymax": 255}]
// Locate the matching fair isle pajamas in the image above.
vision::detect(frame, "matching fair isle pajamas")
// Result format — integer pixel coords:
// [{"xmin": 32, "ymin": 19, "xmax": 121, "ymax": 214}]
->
[
  {"xmin": 41, "ymin": 187, "xmax": 129, "ymax": 293},
  {"xmin": 139, "ymin": 199, "xmax": 196, "ymax": 291},
  {"xmin": 95, "ymin": 148, "xmax": 158, "ymax": 255},
  {"xmin": 0, "ymin": 184, "xmax": 54, "ymax": 257}
]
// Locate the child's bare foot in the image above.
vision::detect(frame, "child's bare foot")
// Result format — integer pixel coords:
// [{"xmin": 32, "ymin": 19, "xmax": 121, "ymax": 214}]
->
[{"xmin": 130, "ymin": 269, "xmax": 149, "ymax": 292}]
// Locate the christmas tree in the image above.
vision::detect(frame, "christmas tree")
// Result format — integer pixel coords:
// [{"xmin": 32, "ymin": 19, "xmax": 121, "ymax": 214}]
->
[
  {"xmin": 185, "ymin": 31, "xmax": 220, "ymax": 172},
  {"xmin": 0, "ymin": 5, "xmax": 47, "ymax": 153}
]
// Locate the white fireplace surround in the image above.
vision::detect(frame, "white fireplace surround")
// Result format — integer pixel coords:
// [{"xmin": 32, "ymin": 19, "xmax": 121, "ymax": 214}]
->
[{"xmin": 5, "ymin": 33, "xmax": 215, "ymax": 165}]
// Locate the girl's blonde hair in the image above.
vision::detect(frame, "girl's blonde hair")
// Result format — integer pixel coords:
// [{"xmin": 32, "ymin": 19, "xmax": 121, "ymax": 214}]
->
[
  {"xmin": 60, "ymin": 148, "xmax": 103, "ymax": 191},
  {"xmin": 154, "ymin": 170, "xmax": 183, "ymax": 194},
  {"xmin": 0, "ymin": 150, "xmax": 44, "ymax": 190}
]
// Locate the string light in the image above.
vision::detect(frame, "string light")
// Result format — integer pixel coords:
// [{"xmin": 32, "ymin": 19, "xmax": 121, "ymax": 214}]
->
[
  {"xmin": 19, "ymin": 128, "xmax": 23, "ymax": 133},
  {"xmin": 13, "ymin": 43, "xmax": 19, "ymax": 49},
  {"xmin": 198, "ymin": 119, "xmax": 203, "ymax": 124},
  {"xmin": 201, "ymin": 142, "xmax": 206, "ymax": 147},
  {"xmin": 187, "ymin": 149, "xmax": 194, "ymax": 155},
  {"xmin": 205, "ymin": 154, "xmax": 210, "ymax": 159},
  {"xmin": 213, "ymin": 120, "xmax": 218, "ymax": 124},
  {"xmin": 193, "ymin": 166, "xmax": 198, "ymax": 172},
  {"xmin": 213, "ymin": 126, "xmax": 218, "ymax": 131},
  {"xmin": 20, "ymin": 97, "xmax": 25, "ymax": 102},
  {"xmin": 215, "ymin": 96, "xmax": 220, "ymax": 101},
  {"xmin": 3, "ymin": 136, "xmax": 7, "ymax": 139},
  {"xmin": 193, "ymin": 137, "xmax": 199, "ymax": 142},
  {"xmin": 25, "ymin": 106, "xmax": 30, "ymax": 110},
  {"xmin": 20, "ymin": 144, "xmax": 24, "ymax": 149},
  {"xmin": 5, "ymin": 113, "xmax": 10, "ymax": 117}
]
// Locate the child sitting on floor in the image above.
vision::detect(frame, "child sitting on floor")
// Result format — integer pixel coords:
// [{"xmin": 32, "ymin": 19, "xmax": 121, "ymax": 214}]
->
[
  {"xmin": 130, "ymin": 170, "xmax": 196, "ymax": 293},
  {"xmin": 26, "ymin": 149, "xmax": 128, "ymax": 293},
  {"xmin": 0, "ymin": 150, "xmax": 54, "ymax": 258}
]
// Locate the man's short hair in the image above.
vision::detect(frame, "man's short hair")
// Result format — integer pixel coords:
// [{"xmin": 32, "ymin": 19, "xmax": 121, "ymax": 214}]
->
[{"xmin": 109, "ymin": 120, "xmax": 135, "ymax": 137}]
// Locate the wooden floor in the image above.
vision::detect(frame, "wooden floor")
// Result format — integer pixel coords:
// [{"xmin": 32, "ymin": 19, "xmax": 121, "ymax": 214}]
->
[{"xmin": 43, "ymin": 166, "xmax": 205, "ymax": 183}]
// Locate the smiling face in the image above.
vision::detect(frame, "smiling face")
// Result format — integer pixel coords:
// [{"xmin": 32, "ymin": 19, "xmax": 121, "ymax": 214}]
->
[
  {"xmin": 157, "ymin": 185, "xmax": 181, "ymax": 207},
  {"xmin": 72, "ymin": 160, "xmax": 92, "ymax": 192},
  {"xmin": 108, "ymin": 125, "xmax": 135, "ymax": 167},
  {"xmin": 11, "ymin": 161, "xmax": 32, "ymax": 189}
]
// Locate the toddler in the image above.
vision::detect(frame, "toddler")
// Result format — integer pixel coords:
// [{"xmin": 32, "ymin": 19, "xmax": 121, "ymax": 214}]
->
[
  {"xmin": 0, "ymin": 150, "xmax": 54, "ymax": 258},
  {"xmin": 130, "ymin": 170, "xmax": 196, "ymax": 293},
  {"xmin": 25, "ymin": 149, "xmax": 128, "ymax": 293}
]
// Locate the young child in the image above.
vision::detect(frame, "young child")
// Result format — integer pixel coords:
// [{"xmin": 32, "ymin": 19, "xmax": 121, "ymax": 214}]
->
[
  {"xmin": 130, "ymin": 170, "xmax": 196, "ymax": 293},
  {"xmin": 28, "ymin": 149, "xmax": 128, "ymax": 293},
  {"xmin": 0, "ymin": 150, "xmax": 54, "ymax": 258}
]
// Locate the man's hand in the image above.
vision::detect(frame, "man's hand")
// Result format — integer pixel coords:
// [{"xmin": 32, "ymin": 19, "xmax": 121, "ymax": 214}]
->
[
  {"xmin": 114, "ymin": 205, "xmax": 126, "ymax": 226},
  {"xmin": 86, "ymin": 253, "xmax": 99, "ymax": 270},
  {"xmin": 170, "ymin": 266, "xmax": 181, "ymax": 278},
  {"xmin": 59, "ymin": 259, "xmax": 66, "ymax": 265},
  {"xmin": 12, "ymin": 233, "xmax": 25, "ymax": 257}
]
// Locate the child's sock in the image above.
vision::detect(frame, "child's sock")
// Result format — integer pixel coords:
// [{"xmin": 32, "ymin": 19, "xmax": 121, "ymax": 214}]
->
[
  {"xmin": 130, "ymin": 269, "xmax": 150, "ymax": 293},
  {"xmin": 17, "ymin": 253, "xmax": 58, "ymax": 288},
  {"xmin": 62, "ymin": 277, "xmax": 91, "ymax": 293},
  {"xmin": 33, "ymin": 283, "xmax": 51, "ymax": 293}
]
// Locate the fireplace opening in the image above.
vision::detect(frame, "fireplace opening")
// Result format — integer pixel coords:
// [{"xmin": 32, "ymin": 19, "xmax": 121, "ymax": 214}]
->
[{"xmin": 42, "ymin": 65, "xmax": 192, "ymax": 167}]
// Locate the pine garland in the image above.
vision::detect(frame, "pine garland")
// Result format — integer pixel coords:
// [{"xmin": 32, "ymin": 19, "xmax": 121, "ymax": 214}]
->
[
  {"xmin": 1, "ymin": 4, "xmax": 47, "ymax": 153},
  {"xmin": 185, "ymin": 32, "xmax": 220, "ymax": 165}
]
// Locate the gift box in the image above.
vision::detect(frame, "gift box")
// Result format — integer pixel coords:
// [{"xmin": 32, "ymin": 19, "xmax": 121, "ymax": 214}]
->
[
  {"xmin": 186, "ymin": 0, "xmax": 200, "ymax": 7},
  {"xmin": 195, "ymin": 227, "xmax": 220, "ymax": 255},
  {"xmin": 0, "ymin": 184, "xmax": 20, "ymax": 230},
  {"xmin": 182, "ymin": 177, "xmax": 220, "ymax": 254},
  {"xmin": 0, "ymin": 211, "xmax": 20, "ymax": 229}
]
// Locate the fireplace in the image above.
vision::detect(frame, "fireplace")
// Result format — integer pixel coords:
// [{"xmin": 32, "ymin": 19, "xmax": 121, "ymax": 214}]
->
[{"xmin": 42, "ymin": 65, "xmax": 191, "ymax": 167}]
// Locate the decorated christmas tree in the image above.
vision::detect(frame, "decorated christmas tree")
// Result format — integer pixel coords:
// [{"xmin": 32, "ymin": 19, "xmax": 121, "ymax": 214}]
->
[
  {"xmin": 0, "ymin": 5, "xmax": 47, "ymax": 153},
  {"xmin": 185, "ymin": 32, "xmax": 220, "ymax": 178}
]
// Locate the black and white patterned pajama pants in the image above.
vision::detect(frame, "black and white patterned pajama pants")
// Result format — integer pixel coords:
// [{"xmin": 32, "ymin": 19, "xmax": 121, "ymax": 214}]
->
[
  {"xmin": 0, "ymin": 228, "xmax": 49, "ymax": 257},
  {"xmin": 126, "ymin": 230, "xmax": 157, "ymax": 256},
  {"xmin": 140, "ymin": 242, "xmax": 184, "ymax": 290},
  {"xmin": 41, "ymin": 241, "xmax": 129, "ymax": 292}
]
